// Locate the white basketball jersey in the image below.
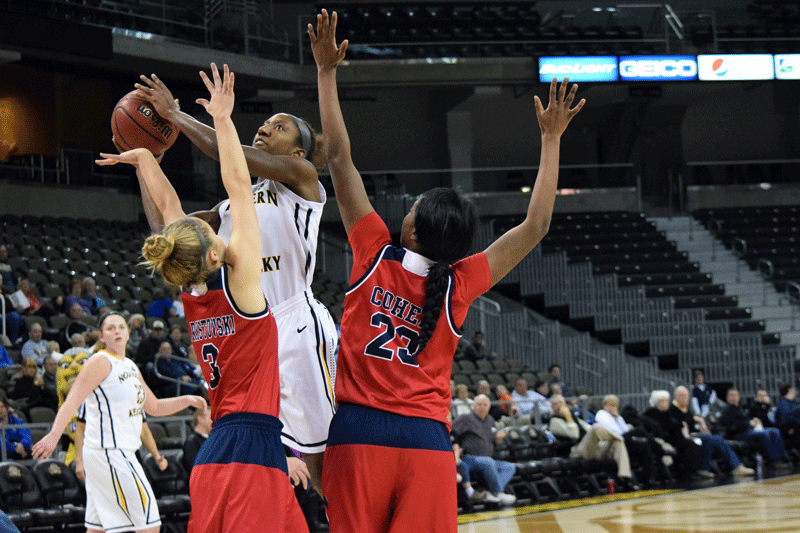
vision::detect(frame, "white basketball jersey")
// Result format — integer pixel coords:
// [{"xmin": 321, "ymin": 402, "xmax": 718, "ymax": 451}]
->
[
  {"xmin": 79, "ymin": 352, "xmax": 145, "ymax": 451},
  {"xmin": 217, "ymin": 179, "xmax": 325, "ymax": 305}
]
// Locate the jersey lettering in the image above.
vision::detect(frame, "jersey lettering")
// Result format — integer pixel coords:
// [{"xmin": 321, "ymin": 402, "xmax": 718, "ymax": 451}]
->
[
  {"xmin": 261, "ymin": 255, "xmax": 282, "ymax": 272},
  {"xmin": 189, "ymin": 315, "xmax": 235, "ymax": 342},
  {"xmin": 254, "ymin": 190, "xmax": 278, "ymax": 206},
  {"xmin": 369, "ymin": 286, "xmax": 422, "ymax": 327},
  {"xmin": 364, "ymin": 312, "xmax": 420, "ymax": 367}
]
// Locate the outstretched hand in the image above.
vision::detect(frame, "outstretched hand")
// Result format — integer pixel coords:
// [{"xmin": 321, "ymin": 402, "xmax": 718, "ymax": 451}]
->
[
  {"xmin": 95, "ymin": 148, "xmax": 154, "ymax": 167},
  {"xmin": 134, "ymin": 74, "xmax": 180, "ymax": 121},
  {"xmin": 196, "ymin": 63, "xmax": 235, "ymax": 121},
  {"xmin": 0, "ymin": 139, "xmax": 16, "ymax": 163},
  {"xmin": 309, "ymin": 9, "xmax": 348, "ymax": 72},
  {"xmin": 535, "ymin": 78, "xmax": 585, "ymax": 138}
]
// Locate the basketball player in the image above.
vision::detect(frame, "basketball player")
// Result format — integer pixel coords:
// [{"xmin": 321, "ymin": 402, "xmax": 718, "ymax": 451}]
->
[
  {"xmin": 310, "ymin": 10, "xmax": 584, "ymax": 532},
  {"xmin": 32, "ymin": 312, "xmax": 206, "ymax": 533},
  {"xmin": 115, "ymin": 63, "xmax": 306, "ymax": 532},
  {"xmin": 132, "ymin": 58, "xmax": 336, "ymax": 496}
]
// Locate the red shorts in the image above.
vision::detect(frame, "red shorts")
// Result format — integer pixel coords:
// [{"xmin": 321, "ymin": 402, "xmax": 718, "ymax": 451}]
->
[
  {"xmin": 322, "ymin": 404, "xmax": 457, "ymax": 533},
  {"xmin": 187, "ymin": 412, "xmax": 308, "ymax": 533}
]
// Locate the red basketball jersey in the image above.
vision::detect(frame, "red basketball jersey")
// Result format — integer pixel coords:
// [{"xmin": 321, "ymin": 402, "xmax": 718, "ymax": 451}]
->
[
  {"xmin": 336, "ymin": 212, "xmax": 491, "ymax": 428},
  {"xmin": 183, "ymin": 265, "xmax": 280, "ymax": 421}
]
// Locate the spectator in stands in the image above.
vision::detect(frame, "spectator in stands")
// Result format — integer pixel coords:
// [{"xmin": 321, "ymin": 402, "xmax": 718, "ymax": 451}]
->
[
  {"xmin": 594, "ymin": 394, "xmax": 657, "ymax": 484},
  {"xmin": 155, "ymin": 341, "xmax": 204, "ymax": 397},
  {"xmin": 643, "ymin": 390, "xmax": 703, "ymax": 480},
  {"xmin": 135, "ymin": 319, "xmax": 168, "ymax": 371},
  {"xmin": 182, "ymin": 406, "xmax": 212, "ymax": 473},
  {"xmin": 495, "ymin": 385, "xmax": 514, "ymax": 416},
  {"xmin": 42, "ymin": 355, "xmax": 58, "ymax": 402},
  {"xmin": 451, "ymin": 383, "xmax": 474, "ymax": 419},
  {"xmin": 512, "ymin": 378, "xmax": 543, "ymax": 418},
  {"xmin": 14, "ymin": 277, "xmax": 55, "ymax": 321},
  {"xmin": 0, "ymin": 244, "xmax": 16, "ymax": 293},
  {"xmin": 126, "ymin": 314, "xmax": 148, "ymax": 359},
  {"xmin": 748, "ymin": 389, "xmax": 776, "ymax": 429},
  {"xmin": 463, "ymin": 330, "xmax": 490, "ymax": 362},
  {"xmin": 77, "ymin": 276, "xmax": 105, "ymax": 316},
  {"xmin": 171, "ymin": 288, "xmax": 185, "ymax": 318},
  {"xmin": 776, "ymin": 383, "xmax": 800, "ymax": 453},
  {"xmin": 691, "ymin": 369, "xmax": 717, "ymax": 418},
  {"xmin": 519, "ymin": 379, "xmax": 552, "ymax": 421},
  {"xmin": 146, "ymin": 288, "xmax": 175, "ymax": 320},
  {"xmin": 0, "ymin": 509, "xmax": 20, "ymax": 533},
  {"xmin": 549, "ymin": 394, "xmax": 640, "ymax": 491},
  {"xmin": 452, "ymin": 395, "xmax": 516, "ymax": 506},
  {"xmin": 9, "ymin": 357, "xmax": 41, "ymax": 416},
  {"xmin": 21, "ymin": 323, "xmax": 48, "ymax": 365},
  {"xmin": 169, "ymin": 325, "xmax": 196, "ymax": 363},
  {"xmin": 548, "ymin": 364, "xmax": 569, "ymax": 397},
  {"xmin": 62, "ymin": 333, "xmax": 91, "ymax": 362},
  {"xmin": 0, "ymin": 396, "xmax": 31, "ymax": 459},
  {"xmin": 64, "ymin": 279, "xmax": 83, "ymax": 314},
  {"xmin": 719, "ymin": 387, "xmax": 789, "ymax": 466},
  {"xmin": 670, "ymin": 386, "xmax": 753, "ymax": 478},
  {"xmin": 0, "ymin": 345, "xmax": 14, "ymax": 368},
  {"xmin": 0, "ymin": 282, "xmax": 26, "ymax": 345}
]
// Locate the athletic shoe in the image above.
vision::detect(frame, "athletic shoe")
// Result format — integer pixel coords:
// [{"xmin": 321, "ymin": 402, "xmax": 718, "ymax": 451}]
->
[
  {"xmin": 483, "ymin": 492, "xmax": 501, "ymax": 503},
  {"xmin": 694, "ymin": 470, "xmax": 716, "ymax": 479},
  {"xmin": 469, "ymin": 490, "xmax": 487, "ymax": 502},
  {"xmin": 732, "ymin": 464, "xmax": 754, "ymax": 476},
  {"xmin": 497, "ymin": 493, "xmax": 517, "ymax": 506}
]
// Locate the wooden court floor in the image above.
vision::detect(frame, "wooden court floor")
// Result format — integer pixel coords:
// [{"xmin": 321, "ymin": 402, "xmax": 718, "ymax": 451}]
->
[{"xmin": 457, "ymin": 474, "xmax": 800, "ymax": 532}]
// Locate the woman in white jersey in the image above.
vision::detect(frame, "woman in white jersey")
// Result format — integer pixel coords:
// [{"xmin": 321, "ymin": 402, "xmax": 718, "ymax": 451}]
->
[
  {"xmin": 131, "ymin": 73, "xmax": 337, "ymax": 494},
  {"xmin": 33, "ymin": 313, "xmax": 206, "ymax": 533}
]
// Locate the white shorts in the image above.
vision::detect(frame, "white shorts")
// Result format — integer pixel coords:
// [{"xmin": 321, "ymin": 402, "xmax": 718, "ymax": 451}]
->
[
  {"xmin": 84, "ymin": 447, "xmax": 161, "ymax": 532},
  {"xmin": 272, "ymin": 290, "xmax": 338, "ymax": 454}
]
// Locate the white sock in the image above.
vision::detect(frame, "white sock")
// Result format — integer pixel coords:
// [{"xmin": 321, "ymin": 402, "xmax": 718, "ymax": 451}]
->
[{"xmin": 465, "ymin": 486, "xmax": 474, "ymax": 498}]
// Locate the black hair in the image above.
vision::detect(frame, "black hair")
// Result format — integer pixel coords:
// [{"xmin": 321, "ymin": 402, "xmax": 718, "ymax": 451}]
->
[
  {"xmin": 780, "ymin": 382, "xmax": 792, "ymax": 397},
  {"xmin": 413, "ymin": 188, "xmax": 478, "ymax": 356},
  {"xmin": 548, "ymin": 363, "xmax": 560, "ymax": 372}
]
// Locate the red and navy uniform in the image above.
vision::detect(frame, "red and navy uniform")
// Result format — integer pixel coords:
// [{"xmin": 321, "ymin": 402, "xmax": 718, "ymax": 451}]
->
[
  {"xmin": 323, "ymin": 212, "xmax": 491, "ymax": 533},
  {"xmin": 183, "ymin": 265, "xmax": 307, "ymax": 533}
]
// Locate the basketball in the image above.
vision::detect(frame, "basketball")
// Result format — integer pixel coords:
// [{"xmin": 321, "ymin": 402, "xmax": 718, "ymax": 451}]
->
[{"xmin": 111, "ymin": 91, "xmax": 179, "ymax": 156}]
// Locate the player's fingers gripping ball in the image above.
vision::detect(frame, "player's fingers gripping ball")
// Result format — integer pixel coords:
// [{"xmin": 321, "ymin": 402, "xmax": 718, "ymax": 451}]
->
[{"xmin": 111, "ymin": 90, "xmax": 179, "ymax": 155}]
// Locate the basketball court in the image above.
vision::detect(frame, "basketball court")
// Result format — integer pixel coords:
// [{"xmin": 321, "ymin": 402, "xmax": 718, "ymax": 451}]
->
[{"xmin": 458, "ymin": 475, "xmax": 800, "ymax": 532}]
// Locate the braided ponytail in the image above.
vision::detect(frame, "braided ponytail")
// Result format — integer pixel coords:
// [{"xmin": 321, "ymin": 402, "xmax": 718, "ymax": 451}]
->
[{"xmin": 416, "ymin": 262, "xmax": 451, "ymax": 355}]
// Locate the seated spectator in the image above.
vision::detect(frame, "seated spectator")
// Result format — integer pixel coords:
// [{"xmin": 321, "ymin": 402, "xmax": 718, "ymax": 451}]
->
[
  {"xmin": 64, "ymin": 279, "xmax": 83, "ymax": 314},
  {"xmin": 76, "ymin": 277, "xmax": 105, "ymax": 316},
  {"xmin": 776, "ymin": 383, "xmax": 800, "ymax": 453},
  {"xmin": 494, "ymin": 385, "xmax": 514, "ymax": 417},
  {"xmin": 463, "ymin": 330, "xmax": 490, "ymax": 362},
  {"xmin": 169, "ymin": 326, "xmax": 195, "ymax": 363},
  {"xmin": 1, "ymin": 290, "xmax": 25, "ymax": 345},
  {"xmin": 126, "ymin": 314, "xmax": 148, "ymax": 359},
  {"xmin": 171, "ymin": 289, "xmax": 185, "ymax": 318},
  {"xmin": 670, "ymin": 386, "xmax": 753, "ymax": 477},
  {"xmin": 14, "ymin": 277, "xmax": 55, "ymax": 320},
  {"xmin": 154, "ymin": 341, "xmax": 204, "ymax": 397},
  {"xmin": 451, "ymin": 384, "xmax": 474, "ymax": 419},
  {"xmin": 146, "ymin": 289, "xmax": 175, "ymax": 320},
  {"xmin": 21, "ymin": 323, "xmax": 48, "ymax": 365},
  {"xmin": 548, "ymin": 364, "xmax": 569, "ymax": 397},
  {"xmin": 511, "ymin": 378, "xmax": 550, "ymax": 419},
  {"xmin": 643, "ymin": 390, "xmax": 703, "ymax": 480},
  {"xmin": 452, "ymin": 395, "xmax": 516, "ymax": 506},
  {"xmin": 691, "ymin": 370, "xmax": 717, "ymax": 418},
  {"xmin": 748, "ymin": 389, "xmax": 776, "ymax": 429},
  {"xmin": 719, "ymin": 387, "xmax": 789, "ymax": 466},
  {"xmin": 594, "ymin": 394, "xmax": 657, "ymax": 485},
  {"xmin": 61, "ymin": 333, "xmax": 91, "ymax": 361},
  {"xmin": 135, "ymin": 320, "xmax": 168, "ymax": 371},
  {"xmin": 0, "ymin": 245, "xmax": 17, "ymax": 294},
  {"xmin": 549, "ymin": 394, "xmax": 640, "ymax": 491},
  {"xmin": 9, "ymin": 357, "xmax": 42, "ymax": 415},
  {"xmin": 0, "ymin": 396, "xmax": 31, "ymax": 459},
  {"xmin": 182, "ymin": 407, "xmax": 212, "ymax": 473},
  {"xmin": 40, "ymin": 355, "xmax": 59, "ymax": 408}
]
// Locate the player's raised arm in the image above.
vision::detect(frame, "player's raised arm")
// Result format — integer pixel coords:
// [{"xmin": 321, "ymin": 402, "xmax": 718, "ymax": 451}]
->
[
  {"xmin": 482, "ymin": 78, "xmax": 585, "ymax": 287},
  {"xmin": 310, "ymin": 9, "xmax": 374, "ymax": 234},
  {"xmin": 96, "ymin": 148, "xmax": 186, "ymax": 227}
]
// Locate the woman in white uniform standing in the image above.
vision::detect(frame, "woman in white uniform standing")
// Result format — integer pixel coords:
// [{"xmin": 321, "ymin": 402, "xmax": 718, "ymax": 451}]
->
[
  {"xmin": 132, "ymin": 74, "xmax": 337, "ymax": 495},
  {"xmin": 33, "ymin": 313, "xmax": 206, "ymax": 533}
]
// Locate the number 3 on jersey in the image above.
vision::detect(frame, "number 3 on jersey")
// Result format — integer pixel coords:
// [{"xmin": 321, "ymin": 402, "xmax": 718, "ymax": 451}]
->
[
  {"xmin": 364, "ymin": 312, "xmax": 419, "ymax": 366},
  {"xmin": 201, "ymin": 343, "xmax": 221, "ymax": 389}
]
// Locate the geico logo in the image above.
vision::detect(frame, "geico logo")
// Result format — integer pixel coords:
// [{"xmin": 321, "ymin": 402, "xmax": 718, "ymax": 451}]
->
[
  {"xmin": 620, "ymin": 59, "xmax": 697, "ymax": 78},
  {"xmin": 540, "ymin": 63, "xmax": 616, "ymax": 75}
]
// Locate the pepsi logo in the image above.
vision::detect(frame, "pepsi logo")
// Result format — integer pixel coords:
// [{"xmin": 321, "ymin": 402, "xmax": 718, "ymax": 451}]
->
[{"xmin": 712, "ymin": 58, "xmax": 728, "ymax": 77}]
